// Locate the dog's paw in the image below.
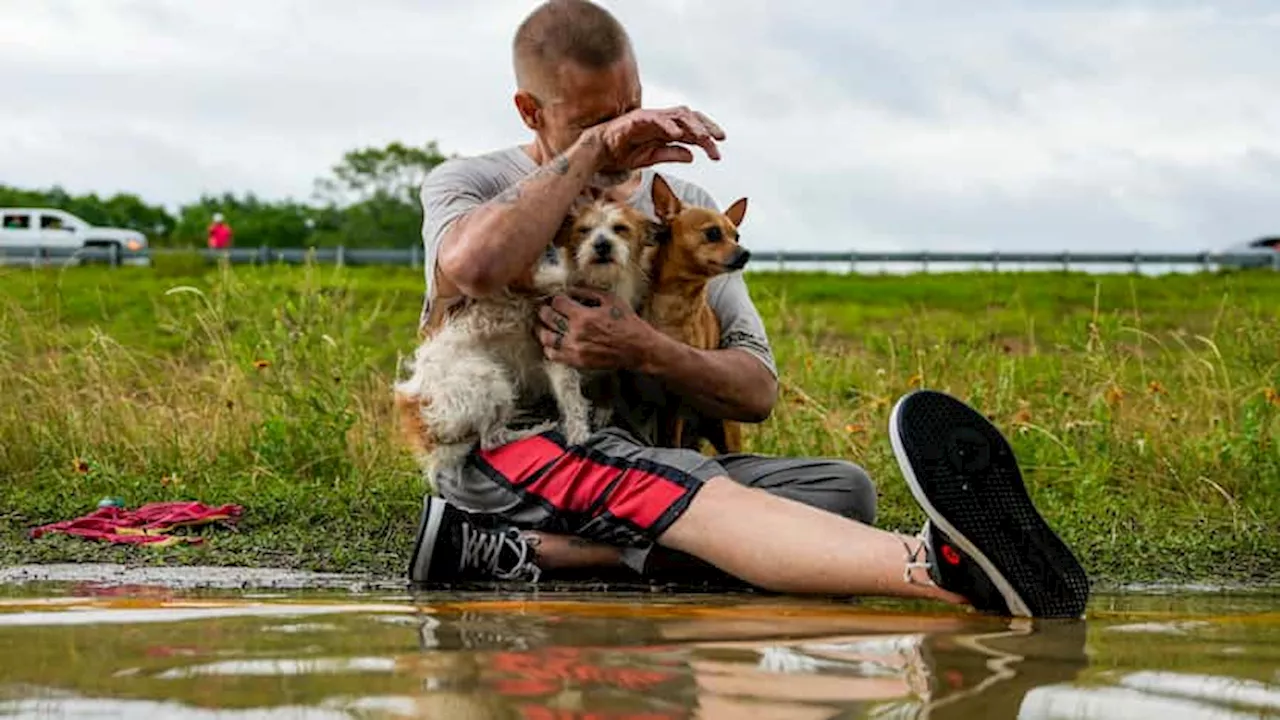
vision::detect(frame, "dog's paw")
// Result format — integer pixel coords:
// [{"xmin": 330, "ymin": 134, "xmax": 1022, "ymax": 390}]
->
[
  {"xmin": 480, "ymin": 421, "xmax": 556, "ymax": 451},
  {"xmin": 562, "ymin": 417, "xmax": 592, "ymax": 447},
  {"xmin": 478, "ymin": 428, "xmax": 517, "ymax": 451}
]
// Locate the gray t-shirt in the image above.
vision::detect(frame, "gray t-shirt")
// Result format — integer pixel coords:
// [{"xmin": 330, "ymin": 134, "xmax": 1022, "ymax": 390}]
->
[{"xmin": 417, "ymin": 145, "xmax": 776, "ymax": 444}]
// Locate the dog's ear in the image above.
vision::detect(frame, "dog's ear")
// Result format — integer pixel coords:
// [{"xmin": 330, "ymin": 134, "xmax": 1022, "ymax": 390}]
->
[
  {"xmin": 651, "ymin": 173, "xmax": 682, "ymax": 220},
  {"xmin": 724, "ymin": 197, "xmax": 748, "ymax": 228},
  {"xmin": 646, "ymin": 218, "xmax": 672, "ymax": 247}
]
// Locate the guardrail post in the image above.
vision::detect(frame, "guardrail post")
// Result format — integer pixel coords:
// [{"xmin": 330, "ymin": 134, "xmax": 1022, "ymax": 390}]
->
[
  {"xmin": 336, "ymin": 245, "xmax": 346, "ymax": 267},
  {"xmin": 921, "ymin": 251, "xmax": 929, "ymax": 274},
  {"xmin": 110, "ymin": 244, "xmax": 121, "ymax": 268},
  {"xmin": 1273, "ymin": 252, "xmax": 1280, "ymax": 272},
  {"xmin": 992, "ymin": 251, "xmax": 1000, "ymax": 273},
  {"xmin": 1132, "ymin": 253, "xmax": 1141, "ymax": 275},
  {"xmin": 848, "ymin": 252, "xmax": 858, "ymax": 275},
  {"xmin": 410, "ymin": 244, "xmax": 420, "ymax": 269},
  {"xmin": 1061, "ymin": 251, "xmax": 1070, "ymax": 273},
  {"xmin": 257, "ymin": 245, "xmax": 269, "ymax": 265},
  {"xmin": 1200, "ymin": 252, "xmax": 1210, "ymax": 274},
  {"xmin": 37, "ymin": 246, "xmax": 47, "ymax": 267}
]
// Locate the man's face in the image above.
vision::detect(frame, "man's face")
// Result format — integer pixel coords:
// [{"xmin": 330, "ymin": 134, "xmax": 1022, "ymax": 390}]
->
[{"xmin": 522, "ymin": 54, "xmax": 642, "ymax": 157}]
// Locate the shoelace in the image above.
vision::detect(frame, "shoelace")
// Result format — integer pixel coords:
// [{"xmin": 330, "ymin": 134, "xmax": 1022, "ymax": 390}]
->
[
  {"xmin": 901, "ymin": 531, "xmax": 933, "ymax": 586},
  {"xmin": 459, "ymin": 523, "xmax": 543, "ymax": 582}
]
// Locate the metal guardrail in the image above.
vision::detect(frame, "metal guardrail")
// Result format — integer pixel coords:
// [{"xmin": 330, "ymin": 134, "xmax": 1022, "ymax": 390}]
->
[{"xmin": 2, "ymin": 244, "xmax": 1278, "ymax": 272}]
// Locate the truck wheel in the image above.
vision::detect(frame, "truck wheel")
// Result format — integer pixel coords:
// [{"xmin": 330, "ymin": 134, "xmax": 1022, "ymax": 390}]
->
[{"xmin": 83, "ymin": 241, "xmax": 121, "ymax": 265}]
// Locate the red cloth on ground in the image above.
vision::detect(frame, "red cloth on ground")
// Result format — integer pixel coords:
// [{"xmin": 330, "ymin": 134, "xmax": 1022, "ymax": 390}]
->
[{"xmin": 28, "ymin": 501, "xmax": 243, "ymax": 547}]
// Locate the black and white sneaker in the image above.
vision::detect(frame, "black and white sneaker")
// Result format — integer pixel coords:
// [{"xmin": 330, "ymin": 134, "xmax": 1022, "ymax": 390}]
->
[
  {"xmin": 889, "ymin": 390, "xmax": 1090, "ymax": 618},
  {"xmin": 408, "ymin": 495, "xmax": 542, "ymax": 585}
]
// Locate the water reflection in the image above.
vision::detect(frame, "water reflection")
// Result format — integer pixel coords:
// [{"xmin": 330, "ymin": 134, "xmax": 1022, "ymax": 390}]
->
[
  {"xmin": 0, "ymin": 590, "xmax": 1277, "ymax": 719},
  {"xmin": 400, "ymin": 607, "xmax": 1089, "ymax": 719}
]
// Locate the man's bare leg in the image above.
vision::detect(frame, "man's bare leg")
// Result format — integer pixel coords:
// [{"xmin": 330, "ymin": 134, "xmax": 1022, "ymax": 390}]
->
[
  {"xmin": 658, "ymin": 477, "xmax": 965, "ymax": 603},
  {"xmin": 524, "ymin": 533, "xmax": 626, "ymax": 570},
  {"xmin": 513, "ymin": 476, "xmax": 960, "ymax": 603}
]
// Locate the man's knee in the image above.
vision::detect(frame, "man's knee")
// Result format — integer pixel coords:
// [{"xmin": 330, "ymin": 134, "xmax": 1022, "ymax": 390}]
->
[{"xmin": 824, "ymin": 460, "xmax": 877, "ymax": 525}]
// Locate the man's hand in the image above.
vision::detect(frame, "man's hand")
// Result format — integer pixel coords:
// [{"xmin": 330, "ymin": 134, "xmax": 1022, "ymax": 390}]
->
[
  {"xmin": 536, "ymin": 289, "xmax": 656, "ymax": 371},
  {"xmin": 588, "ymin": 106, "xmax": 726, "ymax": 176}
]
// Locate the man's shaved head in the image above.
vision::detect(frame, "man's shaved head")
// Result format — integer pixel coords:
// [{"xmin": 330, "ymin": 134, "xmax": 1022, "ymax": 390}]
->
[{"xmin": 513, "ymin": 0, "xmax": 634, "ymax": 101}]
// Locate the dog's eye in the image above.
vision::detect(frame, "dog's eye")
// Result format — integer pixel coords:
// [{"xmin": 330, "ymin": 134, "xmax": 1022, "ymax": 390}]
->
[
  {"xmin": 703, "ymin": 226, "xmax": 723, "ymax": 243},
  {"xmin": 611, "ymin": 223, "xmax": 629, "ymax": 235},
  {"xmin": 576, "ymin": 226, "xmax": 590, "ymax": 235}
]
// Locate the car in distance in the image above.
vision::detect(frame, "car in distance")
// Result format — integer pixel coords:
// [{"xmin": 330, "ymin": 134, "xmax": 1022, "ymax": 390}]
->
[
  {"xmin": 1216, "ymin": 235, "xmax": 1279, "ymax": 269},
  {"xmin": 0, "ymin": 207, "xmax": 151, "ymax": 266}
]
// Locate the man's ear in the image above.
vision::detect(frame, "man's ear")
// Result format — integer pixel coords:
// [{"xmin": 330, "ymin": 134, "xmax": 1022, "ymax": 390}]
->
[
  {"xmin": 650, "ymin": 173, "xmax": 682, "ymax": 221},
  {"xmin": 514, "ymin": 91, "xmax": 541, "ymax": 131}
]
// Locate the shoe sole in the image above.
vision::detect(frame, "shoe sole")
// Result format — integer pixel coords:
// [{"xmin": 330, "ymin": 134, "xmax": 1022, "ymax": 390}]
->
[
  {"xmin": 408, "ymin": 495, "xmax": 446, "ymax": 583},
  {"xmin": 889, "ymin": 390, "xmax": 1090, "ymax": 618}
]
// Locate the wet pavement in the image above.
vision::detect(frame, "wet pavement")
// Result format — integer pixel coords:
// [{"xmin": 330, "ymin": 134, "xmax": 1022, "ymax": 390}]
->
[{"xmin": 0, "ymin": 567, "xmax": 1278, "ymax": 718}]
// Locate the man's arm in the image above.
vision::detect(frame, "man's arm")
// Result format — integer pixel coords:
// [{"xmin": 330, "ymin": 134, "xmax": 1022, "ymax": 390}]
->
[
  {"xmin": 436, "ymin": 106, "xmax": 726, "ymax": 300},
  {"xmin": 638, "ymin": 336, "xmax": 778, "ymax": 423},
  {"xmin": 435, "ymin": 134, "xmax": 604, "ymax": 299},
  {"xmin": 536, "ymin": 283, "xmax": 778, "ymax": 424}
]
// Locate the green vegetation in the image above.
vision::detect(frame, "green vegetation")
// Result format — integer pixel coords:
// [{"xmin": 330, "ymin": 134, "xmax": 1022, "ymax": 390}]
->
[
  {"xmin": 0, "ymin": 141, "xmax": 449, "ymax": 249},
  {"xmin": 1, "ymin": 258, "xmax": 1277, "ymax": 586}
]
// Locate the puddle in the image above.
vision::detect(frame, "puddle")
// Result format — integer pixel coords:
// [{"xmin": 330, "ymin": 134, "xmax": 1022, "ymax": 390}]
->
[{"xmin": 0, "ymin": 578, "xmax": 1278, "ymax": 719}]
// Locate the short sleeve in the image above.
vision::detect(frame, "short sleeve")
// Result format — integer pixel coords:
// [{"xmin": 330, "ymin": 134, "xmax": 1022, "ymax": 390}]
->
[
  {"xmin": 419, "ymin": 158, "xmax": 492, "ymax": 303},
  {"xmin": 707, "ymin": 272, "xmax": 778, "ymax": 377}
]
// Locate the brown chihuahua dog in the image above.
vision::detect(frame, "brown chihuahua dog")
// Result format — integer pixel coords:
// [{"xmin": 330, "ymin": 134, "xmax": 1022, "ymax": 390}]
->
[{"xmin": 644, "ymin": 173, "xmax": 750, "ymax": 454}]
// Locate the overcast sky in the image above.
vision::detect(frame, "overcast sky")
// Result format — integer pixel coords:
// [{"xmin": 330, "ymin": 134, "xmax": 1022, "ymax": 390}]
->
[{"xmin": 2, "ymin": 0, "xmax": 1277, "ymax": 252}]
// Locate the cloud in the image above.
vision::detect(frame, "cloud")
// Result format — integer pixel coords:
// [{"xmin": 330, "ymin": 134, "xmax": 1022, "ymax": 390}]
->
[{"xmin": 2, "ymin": 0, "xmax": 1278, "ymax": 252}]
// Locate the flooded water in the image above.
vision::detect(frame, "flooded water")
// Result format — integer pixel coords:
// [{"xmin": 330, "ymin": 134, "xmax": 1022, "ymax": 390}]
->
[{"xmin": 0, "ymin": 575, "xmax": 1278, "ymax": 719}]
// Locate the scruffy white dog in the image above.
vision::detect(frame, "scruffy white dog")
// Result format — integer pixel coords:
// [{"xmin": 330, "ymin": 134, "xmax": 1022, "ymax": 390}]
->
[{"xmin": 394, "ymin": 196, "xmax": 658, "ymax": 477}]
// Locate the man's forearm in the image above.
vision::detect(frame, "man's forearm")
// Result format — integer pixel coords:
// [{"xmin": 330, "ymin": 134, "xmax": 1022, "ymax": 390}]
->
[
  {"xmin": 637, "ymin": 329, "xmax": 778, "ymax": 423},
  {"xmin": 438, "ymin": 132, "xmax": 604, "ymax": 297}
]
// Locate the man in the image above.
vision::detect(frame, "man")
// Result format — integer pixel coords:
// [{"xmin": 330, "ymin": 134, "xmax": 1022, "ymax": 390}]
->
[
  {"xmin": 407, "ymin": 0, "xmax": 1089, "ymax": 618},
  {"xmin": 207, "ymin": 212, "xmax": 232, "ymax": 250}
]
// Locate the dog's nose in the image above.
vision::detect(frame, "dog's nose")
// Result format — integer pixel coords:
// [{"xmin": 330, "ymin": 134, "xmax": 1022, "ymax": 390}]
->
[
  {"xmin": 592, "ymin": 237, "xmax": 613, "ymax": 259},
  {"xmin": 726, "ymin": 247, "xmax": 751, "ymax": 271}
]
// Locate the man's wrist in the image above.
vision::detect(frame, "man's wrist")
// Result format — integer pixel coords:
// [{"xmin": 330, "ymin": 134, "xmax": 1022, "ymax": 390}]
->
[
  {"xmin": 571, "ymin": 127, "xmax": 608, "ymax": 173},
  {"xmin": 633, "ymin": 323, "xmax": 683, "ymax": 377}
]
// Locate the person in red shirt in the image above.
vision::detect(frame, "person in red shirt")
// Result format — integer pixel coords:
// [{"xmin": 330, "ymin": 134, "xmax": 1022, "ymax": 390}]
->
[{"xmin": 207, "ymin": 213, "xmax": 233, "ymax": 249}]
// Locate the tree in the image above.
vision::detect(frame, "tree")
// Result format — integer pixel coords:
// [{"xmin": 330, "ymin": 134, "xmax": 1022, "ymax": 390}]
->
[
  {"xmin": 171, "ymin": 193, "xmax": 318, "ymax": 249},
  {"xmin": 309, "ymin": 140, "xmax": 453, "ymax": 248},
  {"xmin": 314, "ymin": 141, "xmax": 451, "ymax": 207},
  {"xmin": 3, "ymin": 139, "xmax": 458, "ymax": 249}
]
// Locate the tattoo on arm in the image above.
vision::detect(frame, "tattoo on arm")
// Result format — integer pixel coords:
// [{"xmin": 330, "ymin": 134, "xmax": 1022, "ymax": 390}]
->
[
  {"xmin": 495, "ymin": 184, "xmax": 522, "ymax": 205},
  {"xmin": 491, "ymin": 152, "xmax": 572, "ymax": 206}
]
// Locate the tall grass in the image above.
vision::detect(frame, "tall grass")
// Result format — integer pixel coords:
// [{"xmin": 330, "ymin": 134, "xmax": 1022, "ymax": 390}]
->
[{"xmin": 1, "ymin": 258, "xmax": 1276, "ymax": 582}]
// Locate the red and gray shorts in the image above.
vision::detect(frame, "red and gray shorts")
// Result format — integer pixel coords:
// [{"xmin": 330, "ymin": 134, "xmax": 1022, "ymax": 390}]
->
[{"xmin": 433, "ymin": 426, "xmax": 877, "ymax": 565}]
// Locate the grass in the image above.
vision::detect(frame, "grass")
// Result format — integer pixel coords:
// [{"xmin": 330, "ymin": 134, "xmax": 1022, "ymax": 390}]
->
[{"xmin": 1, "ymin": 253, "xmax": 1277, "ymax": 586}]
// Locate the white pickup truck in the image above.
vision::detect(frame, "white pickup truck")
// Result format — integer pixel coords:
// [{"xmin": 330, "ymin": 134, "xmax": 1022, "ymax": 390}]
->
[{"xmin": 0, "ymin": 207, "xmax": 150, "ymax": 265}]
